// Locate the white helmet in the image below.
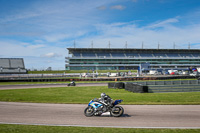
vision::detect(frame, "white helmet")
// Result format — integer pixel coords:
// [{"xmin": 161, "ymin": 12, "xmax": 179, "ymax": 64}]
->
[{"xmin": 101, "ymin": 93, "xmax": 106, "ymax": 97}]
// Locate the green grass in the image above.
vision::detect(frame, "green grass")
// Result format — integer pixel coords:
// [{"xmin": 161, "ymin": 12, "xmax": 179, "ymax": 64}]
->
[
  {"xmin": 0, "ymin": 124, "xmax": 199, "ymax": 133},
  {"xmin": 0, "ymin": 86, "xmax": 200, "ymax": 104}
]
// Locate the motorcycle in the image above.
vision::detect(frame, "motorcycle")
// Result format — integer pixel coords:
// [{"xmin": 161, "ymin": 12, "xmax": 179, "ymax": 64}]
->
[
  {"xmin": 84, "ymin": 98, "xmax": 124, "ymax": 117},
  {"xmin": 68, "ymin": 81, "xmax": 76, "ymax": 86}
]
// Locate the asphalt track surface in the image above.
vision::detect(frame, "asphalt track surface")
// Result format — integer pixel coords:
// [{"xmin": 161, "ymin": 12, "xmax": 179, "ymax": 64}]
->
[
  {"xmin": 0, "ymin": 83, "xmax": 107, "ymax": 90},
  {"xmin": 0, "ymin": 84, "xmax": 200, "ymax": 129},
  {"xmin": 0, "ymin": 102, "xmax": 200, "ymax": 129}
]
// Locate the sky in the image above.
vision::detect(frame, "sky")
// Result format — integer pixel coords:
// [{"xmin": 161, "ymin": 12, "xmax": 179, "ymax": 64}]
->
[{"xmin": 0, "ymin": 0, "xmax": 200, "ymax": 70}]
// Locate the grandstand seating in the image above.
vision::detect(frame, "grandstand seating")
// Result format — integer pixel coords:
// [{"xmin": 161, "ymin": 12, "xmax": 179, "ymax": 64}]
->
[
  {"xmin": 97, "ymin": 53, "xmax": 111, "ymax": 58},
  {"xmin": 0, "ymin": 58, "xmax": 27, "ymax": 74},
  {"xmin": 179, "ymin": 53, "xmax": 193, "ymax": 58},
  {"xmin": 166, "ymin": 53, "xmax": 180, "ymax": 57},
  {"xmin": 153, "ymin": 53, "xmax": 167, "ymax": 58},
  {"xmin": 192, "ymin": 53, "xmax": 200, "ymax": 57},
  {"xmin": 0, "ymin": 59, "xmax": 10, "ymax": 68},
  {"xmin": 82, "ymin": 53, "xmax": 96, "ymax": 57},
  {"xmin": 72, "ymin": 52, "xmax": 200, "ymax": 59},
  {"xmin": 10, "ymin": 59, "xmax": 24, "ymax": 68},
  {"xmin": 111, "ymin": 53, "xmax": 125, "ymax": 57},
  {"xmin": 140, "ymin": 53, "xmax": 153, "ymax": 57},
  {"xmin": 73, "ymin": 53, "xmax": 81, "ymax": 57},
  {"xmin": 126, "ymin": 53, "xmax": 140, "ymax": 57},
  {"xmin": 67, "ymin": 48, "xmax": 200, "ymax": 70}
]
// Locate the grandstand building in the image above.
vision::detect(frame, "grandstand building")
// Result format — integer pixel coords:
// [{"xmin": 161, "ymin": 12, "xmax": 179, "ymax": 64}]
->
[
  {"xmin": 66, "ymin": 48, "xmax": 200, "ymax": 70},
  {"xmin": 0, "ymin": 58, "xmax": 27, "ymax": 74}
]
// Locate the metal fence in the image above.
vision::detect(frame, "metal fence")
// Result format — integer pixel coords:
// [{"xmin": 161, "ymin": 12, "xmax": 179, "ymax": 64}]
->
[
  {"xmin": 148, "ymin": 84, "xmax": 200, "ymax": 93},
  {"xmin": 133, "ymin": 80, "xmax": 200, "ymax": 93},
  {"xmin": 132, "ymin": 80, "xmax": 200, "ymax": 86}
]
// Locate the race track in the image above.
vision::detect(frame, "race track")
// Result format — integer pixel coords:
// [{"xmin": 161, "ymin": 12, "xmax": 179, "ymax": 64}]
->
[
  {"xmin": 0, "ymin": 83, "xmax": 200, "ymax": 129},
  {"xmin": 0, "ymin": 102, "xmax": 200, "ymax": 128},
  {"xmin": 0, "ymin": 83, "xmax": 107, "ymax": 90}
]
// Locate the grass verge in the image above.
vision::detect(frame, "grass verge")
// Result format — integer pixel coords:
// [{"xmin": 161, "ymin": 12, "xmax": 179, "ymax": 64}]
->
[
  {"xmin": 0, "ymin": 86, "xmax": 200, "ymax": 104},
  {"xmin": 0, "ymin": 124, "xmax": 199, "ymax": 133}
]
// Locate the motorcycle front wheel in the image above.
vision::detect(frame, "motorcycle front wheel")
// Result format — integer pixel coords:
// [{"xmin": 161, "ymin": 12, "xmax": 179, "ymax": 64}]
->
[
  {"xmin": 110, "ymin": 106, "xmax": 124, "ymax": 117},
  {"xmin": 84, "ymin": 106, "xmax": 95, "ymax": 117}
]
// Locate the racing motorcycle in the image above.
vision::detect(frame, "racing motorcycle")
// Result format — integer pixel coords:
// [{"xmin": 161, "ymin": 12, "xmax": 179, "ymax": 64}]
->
[
  {"xmin": 84, "ymin": 98, "xmax": 124, "ymax": 117},
  {"xmin": 68, "ymin": 81, "xmax": 76, "ymax": 86}
]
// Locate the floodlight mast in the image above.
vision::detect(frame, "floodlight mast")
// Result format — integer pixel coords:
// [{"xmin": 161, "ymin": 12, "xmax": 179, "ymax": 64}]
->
[
  {"xmin": 173, "ymin": 42, "xmax": 176, "ymax": 49},
  {"xmin": 91, "ymin": 41, "xmax": 93, "ymax": 48},
  {"xmin": 108, "ymin": 41, "xmax": 111, "ymax": 48},
  {"xmin": 142, "ymin": 42, "xmax": 144, "ymax": 49},
  {"xmin": 188, "ymin": 42, "xmax": 190, "ymax": 49},
  {"xmin": 74, "ymin": 40, "xmax": 76, "ymax": 48},
  {"xmin": 125, "ymin": 41, "xmax": 128, "ymax": 48}
]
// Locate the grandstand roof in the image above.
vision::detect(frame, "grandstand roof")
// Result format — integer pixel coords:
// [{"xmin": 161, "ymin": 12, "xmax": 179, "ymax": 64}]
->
[{"xmin": 67, "ymin": 48, "xmax": 200, "ymax": 53}]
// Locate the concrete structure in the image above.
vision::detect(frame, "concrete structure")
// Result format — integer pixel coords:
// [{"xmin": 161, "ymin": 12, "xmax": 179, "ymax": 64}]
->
[{"xmin": 66, "ymin": 48, "xmax": 200, "ymax": 70}]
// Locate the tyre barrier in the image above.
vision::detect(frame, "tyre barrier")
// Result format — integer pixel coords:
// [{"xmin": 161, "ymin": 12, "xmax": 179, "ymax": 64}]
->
[
  {"xmin": 108, "ymin": 82, "xmax": 124, "ymax": 89},
  {"xmin": 108, "ymin": 82, "xmax": 148, "ymax": 93},
  {"xmin": 108, "ymin": 80, "xmax": 200, "ymax": 93},
  {"xmin": 124, "ymin": 82, "xmax": 148, "ymax": 93}
]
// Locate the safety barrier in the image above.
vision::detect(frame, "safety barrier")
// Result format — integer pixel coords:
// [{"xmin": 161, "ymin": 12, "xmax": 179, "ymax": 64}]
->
[
  {"xmin": 108, "ymin": 80, "xmax": 200, "ymax": 93},
  {"xmin": 148, "ymin": 84, "xmax": 200, "ymax": 93}
]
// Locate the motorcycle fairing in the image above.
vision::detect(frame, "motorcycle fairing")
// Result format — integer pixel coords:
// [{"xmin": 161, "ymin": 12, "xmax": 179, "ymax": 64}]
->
[
  {"xmin": 113, "ymin": 99, "xmax": 123, "ymax": 106},
  {"xmin": 88, "ymin": 100, "xmax": 102, "ymax": 109}
]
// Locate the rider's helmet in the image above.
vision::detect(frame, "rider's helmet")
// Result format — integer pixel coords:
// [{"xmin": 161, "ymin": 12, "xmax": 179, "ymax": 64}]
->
[{"xmin": 101, "ymin": 93, "xmax": 106, "ymax": 98}]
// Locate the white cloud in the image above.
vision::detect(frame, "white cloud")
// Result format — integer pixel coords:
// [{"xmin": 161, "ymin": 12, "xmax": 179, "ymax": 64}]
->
[
  {"xmin": 27, "ymin": 44, "xmax": 45, "ymax": 49},
  {"xmin": 110, "ymin": 5, "xmax": 126, "ymax": 10},
  {"xmin": 44, "ymin": 34, "xmax": 69, "ymax": 42},
  {"xmin": 41, "ymin": 52, "xmax": 62, "ymax": 58},
  {"xmin": 147, "ymin": 18, "xmax": 179, "ymax": 29},
  {"xmin": 77, "ymin": 17, "xmax": 200, "ymax": 49}
]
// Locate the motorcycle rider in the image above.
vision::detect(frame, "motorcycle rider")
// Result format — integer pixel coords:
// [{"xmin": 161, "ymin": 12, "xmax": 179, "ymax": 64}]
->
[
  {"xmin": 99, "ymin": 93, "xmax": 113, "ymax": 106},
  {"xmin": 71, "ymin": 81, "xmax": 75, "ymax": 85}
]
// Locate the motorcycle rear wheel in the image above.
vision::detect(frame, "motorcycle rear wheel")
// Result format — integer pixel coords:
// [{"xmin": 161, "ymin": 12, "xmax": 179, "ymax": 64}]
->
[
  {"xmin": 84, "ymin": 106, "xmax": 95, "ymax": 117},
  {"xmin": 110, "ymin": 106, "xmax": 124, "ymax": 117}
]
